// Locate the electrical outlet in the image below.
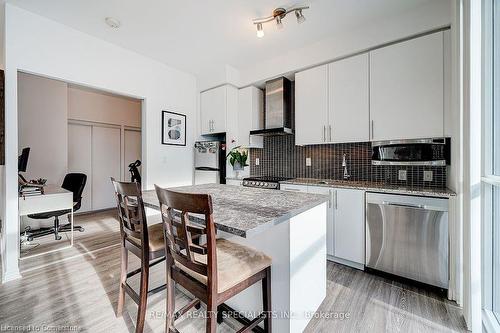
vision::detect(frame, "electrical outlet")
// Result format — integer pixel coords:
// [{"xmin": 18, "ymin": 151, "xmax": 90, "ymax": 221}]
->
[
  {"xmin": 398, "ymin": 170, "xmax": 407, "ymax": 181},
  {"xmin": 423, "ymin": 170, "xmax": 433, "ymax": 182},
  {"xmin": 255, "ymin": 158, "xmax": 260, "ymax": 166},
  {"xmin": 306, "ymin": 157, "xmax": 312, "ymax": 167}
]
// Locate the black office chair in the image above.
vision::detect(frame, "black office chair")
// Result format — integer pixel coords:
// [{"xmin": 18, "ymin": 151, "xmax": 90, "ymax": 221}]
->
[{"xmin": 26, "ymin": 173, "xmax": 87, "ymax": 241}]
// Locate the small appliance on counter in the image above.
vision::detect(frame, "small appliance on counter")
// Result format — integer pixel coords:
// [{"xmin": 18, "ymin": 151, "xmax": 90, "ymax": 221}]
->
[
  {"xmin": 242, "ymin": 176, "xmax": 292, "ymax": 190},
  {"xmin": 194, "ymin": 141, "xmax": 226, "ymax": 185}
]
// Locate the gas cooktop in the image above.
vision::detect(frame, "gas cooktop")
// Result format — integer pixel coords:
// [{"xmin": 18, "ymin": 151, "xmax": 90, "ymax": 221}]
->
[{"xmin": 242, "ymin": 176, "xmax": 293, "ymax": 189}]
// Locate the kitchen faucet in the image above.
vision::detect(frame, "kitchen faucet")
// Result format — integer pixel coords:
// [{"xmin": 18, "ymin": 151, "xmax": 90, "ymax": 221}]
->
[{"xmin": 342, "ymin": 153, "xmax": 351, "ymax": 180}]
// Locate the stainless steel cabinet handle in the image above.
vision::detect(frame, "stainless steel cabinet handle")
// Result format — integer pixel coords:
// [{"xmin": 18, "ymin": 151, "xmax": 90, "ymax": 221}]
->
[
  {"xmin": 212, "ymin": 120, "xmax": 215, "ymax": 132},
  {"xmin": 329, "ymin": 125, "xmax": 332, "ymax": 142},
  {"xmin": 323, "ymin": 125, "xmax": 326, "ymax": 142},
  {"xmin": 371, "ymin": 120, "xmax": 374, "ymax": 140},
  {"xmin": 334, "ymin": 190, "xmax": 338, "ymax": 209},
  {"xmin": 328, "ymin": 189, "xmax": 332, "ymax": 208},
  {"xmin": 284, "ymin": 188, "xmax": 301, "ymax": 192}
]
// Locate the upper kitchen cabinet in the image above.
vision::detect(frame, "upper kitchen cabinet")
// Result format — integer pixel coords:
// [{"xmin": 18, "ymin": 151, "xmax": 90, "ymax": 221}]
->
[
  {"xmin": 295, "ymin": 64, "xmax": 329, "ymax": 145},
  {"xmin": 370, "ymin": 31, "xmax": 445, "ymax": 141},
  {"xmin": 238, "ymin": 86, "xmax": 264, "ymax": 148},
  {"xmin": 295, "ymin": 55, "xmax": 369, "ymax": 145},
  {"xmin": 328, "ymin": 53, "xmax": 370, "ymax": 143},
  {"xmin": 200, "ymin": 85, "xmax": 236, "ymax": 135}
]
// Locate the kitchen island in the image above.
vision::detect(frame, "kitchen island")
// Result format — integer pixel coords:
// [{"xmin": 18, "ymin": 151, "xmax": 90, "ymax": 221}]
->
[{"xmin": 142, "ymin": 184, "xmax": 328, "ymax": 333}]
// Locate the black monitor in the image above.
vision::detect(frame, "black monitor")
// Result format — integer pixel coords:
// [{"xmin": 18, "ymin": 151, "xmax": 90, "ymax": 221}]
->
[{"xmin": 18, "ymin": 147, "xmax": 30, "ymax": 172}]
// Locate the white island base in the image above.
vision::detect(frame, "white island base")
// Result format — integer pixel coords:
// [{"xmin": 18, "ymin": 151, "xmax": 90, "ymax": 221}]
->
[{"xmin": 222, "ymin": 202, "xmax": 327, "ymax": 333}]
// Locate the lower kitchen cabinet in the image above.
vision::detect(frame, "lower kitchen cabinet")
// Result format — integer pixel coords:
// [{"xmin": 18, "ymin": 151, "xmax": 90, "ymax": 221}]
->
[
  {"xmin": 226, "ymin": 179, "xmax": 243, "ymax": 186},
  {"xmin": 307, "ymin": 186, "xmax": 335, "ymax": 258},
  {"xmin": 282, "ymin": 184, "xmax": 365, "ymax": 269},
  {"xmin": 332, "ymin": 188, "xmax": 365, "ymax": 268}
]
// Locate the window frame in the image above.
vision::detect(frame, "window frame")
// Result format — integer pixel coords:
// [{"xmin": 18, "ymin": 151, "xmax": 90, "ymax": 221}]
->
[{"xmin": 482, "ymin": 0, "xmax": 500, "ymax": 330}]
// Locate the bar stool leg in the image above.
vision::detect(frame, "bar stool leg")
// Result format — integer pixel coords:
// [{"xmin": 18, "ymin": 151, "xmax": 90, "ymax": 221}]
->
[
  {"xmin": 262, "ymin": 267, "xmax": 272, "ymax": 332},
  {"xmin": 117, "ymin": 245, "xmax": 128, "ymax": 317},
  {"xmin": 165, "ymin": 266, "xmax": 175, "ymax": 333},
  {"xmin": 135, "ymin": 261, "xmax": 149, "ymax": 333},
  {"xmin": 206, "ymin": 296, "xmax": 217, "ymax": 333}
]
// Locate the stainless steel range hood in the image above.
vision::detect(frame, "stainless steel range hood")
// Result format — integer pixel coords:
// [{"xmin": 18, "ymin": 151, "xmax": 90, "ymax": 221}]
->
[{"xmin": 250, "ymin": 77, "xmax": 293, "ymax": 136}]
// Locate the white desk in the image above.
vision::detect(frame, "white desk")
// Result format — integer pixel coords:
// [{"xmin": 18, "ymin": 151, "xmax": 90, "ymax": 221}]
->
[{"xmin": 19, "ymin": 185, "xmax": 74, "ymax": 258}]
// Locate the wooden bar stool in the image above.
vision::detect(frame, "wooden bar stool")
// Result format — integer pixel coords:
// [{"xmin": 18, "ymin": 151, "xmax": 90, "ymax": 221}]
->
[
  {"xmin": 155, "ymin": 185, "xmax": 272, "ymax": 333},
  {"xmin": 111, "ymin": 178, "xmax": 167, "ymax": 333}
]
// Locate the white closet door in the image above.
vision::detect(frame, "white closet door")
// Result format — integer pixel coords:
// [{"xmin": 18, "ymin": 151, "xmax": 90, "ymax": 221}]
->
[
  {"xmin": 123, "ymin": 129, "xmax": 141, "ymax": 182},
  {"xmin": 68, "ymin": 123, "xmax": 92, "ymax": 212},
  {"xmin": 92, "ymin": 125, "xmax": 121, "ymax": 210}
]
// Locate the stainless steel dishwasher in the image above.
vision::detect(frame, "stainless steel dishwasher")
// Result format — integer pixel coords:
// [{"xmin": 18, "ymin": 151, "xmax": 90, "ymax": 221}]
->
[{"xmin": 365, "ymin": 192, "xmax": 449, "ymax": 289}]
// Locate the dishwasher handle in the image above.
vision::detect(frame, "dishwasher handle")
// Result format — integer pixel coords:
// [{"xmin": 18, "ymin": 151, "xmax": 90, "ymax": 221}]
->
[
  {"xmin": 382, "ymin": 201, "xmax": 425, "ymax": 209},
  {"xmin": 380, "ymin": 200, "xmax": 448, "ymax": 212}
]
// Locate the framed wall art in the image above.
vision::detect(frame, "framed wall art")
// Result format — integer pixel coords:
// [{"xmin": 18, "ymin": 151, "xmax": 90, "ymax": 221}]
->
[{"xmin": 162, "ymin": 111, "xmax": 186, "ymax": 146}]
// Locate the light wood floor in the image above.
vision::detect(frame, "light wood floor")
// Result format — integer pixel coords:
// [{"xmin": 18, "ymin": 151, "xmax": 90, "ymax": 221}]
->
[{"xmin": 1, "ymin": 210, "xmax": 468, "ymax": 333}]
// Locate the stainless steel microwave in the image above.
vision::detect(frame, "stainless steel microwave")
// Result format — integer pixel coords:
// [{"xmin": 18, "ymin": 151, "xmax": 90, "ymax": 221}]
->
[{"xmin": 371, "ymin": 138, "xmax": 450, "ymax": 166}]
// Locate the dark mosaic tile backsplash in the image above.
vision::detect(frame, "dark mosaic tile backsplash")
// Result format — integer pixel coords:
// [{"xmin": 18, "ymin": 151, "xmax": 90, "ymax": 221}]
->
[{"xmin": 249, "ymin": 135, "xmax": 447, "ymax": 188}]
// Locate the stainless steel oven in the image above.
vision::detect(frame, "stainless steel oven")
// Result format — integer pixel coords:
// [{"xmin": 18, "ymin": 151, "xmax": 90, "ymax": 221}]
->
[
  {"xmin": 365, "ymin": 192, "xmax": 449, "ymax": 289},
  {"xmin": 371, "ymin": 138, "xmax": 450, "ymax": 166}
]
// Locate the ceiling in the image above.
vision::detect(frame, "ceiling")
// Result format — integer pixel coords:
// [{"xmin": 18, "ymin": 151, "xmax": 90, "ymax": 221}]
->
[{"xmin": 8, "ymin": 0, "xmax": 435, "ymax": 76}]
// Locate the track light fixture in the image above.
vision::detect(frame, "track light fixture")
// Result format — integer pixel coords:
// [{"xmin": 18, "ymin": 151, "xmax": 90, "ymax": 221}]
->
[{"xmin": 253, "ymin": 5, "xmax": 309, "ymax": 37}]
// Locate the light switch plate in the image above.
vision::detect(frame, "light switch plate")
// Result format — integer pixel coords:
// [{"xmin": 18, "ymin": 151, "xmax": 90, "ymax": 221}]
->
[
  {"xmin": 398, "ymin": 170, "xmax": 407, "ymax": 181},
  {"xmin": 306, "ymin": 157, "xmax": 312, "ymax": 167},
  {"xmin": 423, "ymin": 170, "xmax": 433, "ymax": 182},
  {"xmin": 255, "ymin": 158, "xmax": 260, "ymax": 166}
]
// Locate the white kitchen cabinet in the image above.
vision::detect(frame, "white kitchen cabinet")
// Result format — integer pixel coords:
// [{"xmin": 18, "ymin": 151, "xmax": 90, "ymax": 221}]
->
[
  {"xmin": 328, "ymin": 54, "xmax": 370, "ymax": 143},
  {"xmin": 307, "ymin": 186, "xmax": 335, "ymax": 257},
  {"xmin": 370, "ymin": 31, "xmax": 445, "ymax": 141},
  {"xmin": 280, "ymin": 184, "xmax": 308, "ymax": 192},
  {"xmin": 333, "ymin": 188, "xmax": 365, "ymax": 266},
  {"xmin": 296, "ymin": 55, "xmax": 369, "ymax": 145},
  {"xmin": 295, "ymin": 65, "xmax": 329, "ymax": 145},
  {"xmin": 281, "ymin": 184, "xmax": 364, "ymax": 266},
  {"xmin": 238, "ymin": 86, "xmax": 264, "ymax": 148},
  {"xmin": 226, "ymin": 179, "xmax": 243, "ymax": 186},
  {"xmin": 200, "ymin": 85, "xmax": 228, "ymax": 135}
]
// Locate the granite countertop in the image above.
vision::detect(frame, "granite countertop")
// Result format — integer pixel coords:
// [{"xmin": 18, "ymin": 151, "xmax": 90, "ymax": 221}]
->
[
  {"xmin": 281, "ymin": 178, "xmax": 456, "ymax": 198},
  {"xmin": 142, "ymin": 184, "xmax": 328, "ymax": 238}
]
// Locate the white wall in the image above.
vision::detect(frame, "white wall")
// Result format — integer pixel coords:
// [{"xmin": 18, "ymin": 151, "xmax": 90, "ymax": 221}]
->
[
  {"xmin": 18, "ymin": 72, "xmax": 68, "ymax": 185},
  {"xmin": 2, "ymin": 4, "xmax": 196, "ymax": 282}
]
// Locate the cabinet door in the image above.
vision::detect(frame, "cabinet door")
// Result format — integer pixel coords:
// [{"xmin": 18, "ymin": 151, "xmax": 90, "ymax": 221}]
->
[
  {"xmin": 238, "ymin": 86, "xmax": 264, "ymax": 148},
  {"xmin": 334, "ymin": 188, "xmax": 365, "ymax": 265},
  {"xmin": 370, "ymin": 32, "xmax": 444, "ymax": 140},
  {"xmin": 200, "ymin": 86, "xmax": 226, "ymax": 135},
  {"xmin": 226, "ymin": 179, "xmax": 242, "ymax": 186},
  {"xmin": 308, "ymin": 186, "xmax": 335, "ymax": 257},
  {"xmin": 280, "ymin": 184, "xmax": 308, "ymax": 192},
  {"xmin": 329, "ymin": 54, "xmax": 369, "ymax": 143},
  {"xmin": 295, "ymin": 65, "xmax": 329, "ymax": 145},
  {"xmin": 68, "ymin": 123, "xmax": 92, "ymax": 212},
  {"xmin": 92, "ymin": 126, "xmax": 121, "ymax": 210}
]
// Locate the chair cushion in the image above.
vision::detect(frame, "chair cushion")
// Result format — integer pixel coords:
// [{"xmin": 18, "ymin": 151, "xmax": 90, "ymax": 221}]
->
[
  {"xmin": 127, "ymin": 222, "xmax": 165, "ymax": 252},
  {"xmin": 175, "ymin": 238, "xmax": 272, "ymax": 293}
]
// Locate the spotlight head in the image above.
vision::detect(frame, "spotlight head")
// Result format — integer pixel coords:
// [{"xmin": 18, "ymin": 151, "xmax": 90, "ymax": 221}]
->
[
  {"xmin": 256, "ymin": 23, "xmax": 264, "ymax": 38},
  {"xmin": 295, "ymin": 9, "xmax": 306, "ymax": 24}
]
